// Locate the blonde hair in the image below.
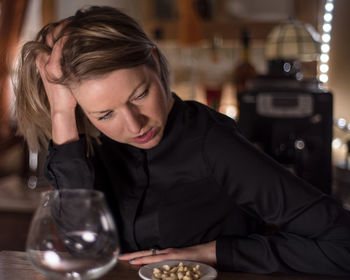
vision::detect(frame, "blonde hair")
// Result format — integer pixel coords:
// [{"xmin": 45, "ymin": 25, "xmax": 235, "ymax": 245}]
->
[{"xmin": 14, "ymin": 6, "xmax": 170, "ymax": 151}]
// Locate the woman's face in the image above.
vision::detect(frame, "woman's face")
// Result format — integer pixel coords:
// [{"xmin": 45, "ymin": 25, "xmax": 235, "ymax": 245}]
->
[{"xmin": 72, "ymin": 65, "xmax": 173, "ymax": 149}]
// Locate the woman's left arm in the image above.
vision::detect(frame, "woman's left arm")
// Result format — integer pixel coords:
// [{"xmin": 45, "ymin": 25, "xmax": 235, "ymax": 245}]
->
[
  {"xmin": 118, "ymin": 241, "xmax": 216, "ymax": 265},
  {"xmin": 202, "ymin": 124, "xmax": 350, "ymax": 275}
]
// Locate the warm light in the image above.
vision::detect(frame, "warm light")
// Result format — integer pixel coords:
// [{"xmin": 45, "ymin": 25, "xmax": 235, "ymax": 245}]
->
[
  {"xmin": 337, "ymin": 118, "xmax": 347, "ymax": 129},
  {"xmin": 324, "ymin": 13, "xmax": 333, "ymax": 22},
  {"xmin": 265, "ymin": 19, "xmax": 321, "ymax": 61},
  {"xmin": 66, "ymin": 272, "xmax": 80, "ymax": 279},
  {"xmin": 318, "ymin": 0, "xmax": 334, "ymax": 85},
  {"xmin": 322, "ymin": 34, "xmax": 331, "ymax": 43},
  {"xmin": 319, "ymin": 73, "xmax": 328, "ymax": 83},
  {"xmin": 320, "ymin": 64, "xmax": 329, "ymax": 73},
  {"xmin": 29, "ymin": 151, "xmax": 38, "ymax": 171},
  {"xmin": 323, "ymin": 23, "xmax": 332, "ymax": 33},
  {"xmin": 332, "ymin": 138, "xmax": 342, "ymax": 149},
  {"xmin": 82, "ymin": 231, "xmax": 96, "ymax": 242},
  {"xmin": 320, "ymin": 54, "xmax": 329, "ymax": 63},
  {"xmin": 325, "ymin": 3, "xmax": 334, "ymax": 12},
  {"xmin": 101, "ymin": 215, "xmax": 109, "ymax": 231},
  {"xmin": 321, "ymin": 44, "xmax": 330, "ymax": 53},
  {"xmin": 43, "ymin": 251, "xmax": 60, "ymax": 268},
  {"xmin": 225, "ymin": 105, "xmax": 237, "ymax": 119}
]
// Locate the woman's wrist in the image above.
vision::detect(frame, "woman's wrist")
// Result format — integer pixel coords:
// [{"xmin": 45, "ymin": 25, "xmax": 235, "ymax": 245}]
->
[
  {"xmin": 204, "ymin": 240, "xmax": 217, "ymax": 265},
  {"xmin": 51, "ymin": 111, "xmax": 79, "ymax": 145}
]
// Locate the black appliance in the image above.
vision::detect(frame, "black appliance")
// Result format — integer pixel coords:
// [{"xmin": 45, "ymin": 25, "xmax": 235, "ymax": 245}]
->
[{"xmin": 238, "ymin": 86, "xmax": 333, "ymax": 194}]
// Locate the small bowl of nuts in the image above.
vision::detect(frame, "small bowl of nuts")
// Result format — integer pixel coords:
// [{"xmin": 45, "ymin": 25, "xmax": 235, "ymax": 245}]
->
[{"xmin": 138, "ymin": 260, "xmax": 217, "ymax": 280}]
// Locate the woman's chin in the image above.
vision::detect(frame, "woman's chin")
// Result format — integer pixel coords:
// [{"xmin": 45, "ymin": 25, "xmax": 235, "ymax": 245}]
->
[{"xmin": 133, "ymin": 137, "xmax": 160, "ymax": 149}]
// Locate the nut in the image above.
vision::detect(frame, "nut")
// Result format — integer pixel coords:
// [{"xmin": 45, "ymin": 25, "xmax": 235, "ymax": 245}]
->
[{"xmin": 152, "ymin": 262, "xmax": 202, "ymax": 280}]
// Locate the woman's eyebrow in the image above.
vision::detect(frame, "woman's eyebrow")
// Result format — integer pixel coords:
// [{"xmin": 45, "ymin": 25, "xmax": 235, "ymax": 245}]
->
[
  {"xmin": 127, "ymin": 78, "xmax": 148, "ymax": 100},
  {"xmin": 89, "ymin": 109, "xmax": 111, "ymax": 115},
  {"xmin": 88, "ymin": 78, "xmax": 148, "ymax": 115}
]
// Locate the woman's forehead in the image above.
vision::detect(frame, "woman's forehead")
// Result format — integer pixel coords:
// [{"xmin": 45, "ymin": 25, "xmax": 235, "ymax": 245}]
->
[{"xmin": 72, "ymin": 66, "xmax": 152, "ymax": 107}]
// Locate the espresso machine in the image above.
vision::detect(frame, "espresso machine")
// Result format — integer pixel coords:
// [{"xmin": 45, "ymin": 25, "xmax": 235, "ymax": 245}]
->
[{"xmin": 237, "ymin": 72, "xmax": 333, "ymax": 194}]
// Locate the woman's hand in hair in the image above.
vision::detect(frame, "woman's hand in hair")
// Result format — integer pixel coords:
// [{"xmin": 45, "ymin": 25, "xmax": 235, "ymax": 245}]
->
[
  {"xmin": 36, "ymin": 22, "xmax": 79, "ymax": 145},
  {"xmin": 119, "ymin": 241, "xmax": 217, "ymax": 267},
  {"xmin": 36, "ymin": 24, "xmax": 77, "ymax": 116}
]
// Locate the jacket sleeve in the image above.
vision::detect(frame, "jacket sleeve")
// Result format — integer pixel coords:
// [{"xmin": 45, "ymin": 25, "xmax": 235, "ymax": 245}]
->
[
  {"xmin": 204, "ymin": 124, "xmax": 350, "ymax": 275},
  {"xmin": 44, "ymin": 139, "xmax": 95, "ymax": 189}
]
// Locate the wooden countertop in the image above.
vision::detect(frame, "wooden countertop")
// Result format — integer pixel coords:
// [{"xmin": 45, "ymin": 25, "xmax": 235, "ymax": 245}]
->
[
  {"xmin": 0, "ymin": 251, "xmax": 347, "ymax": 280},
  {"xmin": 0, "ymin": 175, "xmax": 44, "ymax": 213}
]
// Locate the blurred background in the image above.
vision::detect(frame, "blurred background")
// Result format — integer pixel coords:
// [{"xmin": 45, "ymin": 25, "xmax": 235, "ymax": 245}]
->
[{"xmin": 0, "ymin": 0, "xmax": 349, "ymax": 251}]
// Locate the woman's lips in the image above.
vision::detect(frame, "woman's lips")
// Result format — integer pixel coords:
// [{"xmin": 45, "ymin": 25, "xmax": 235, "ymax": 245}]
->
[{"xmin": 132, "ymin": 128, "xmax": 155, "ymax": 144}]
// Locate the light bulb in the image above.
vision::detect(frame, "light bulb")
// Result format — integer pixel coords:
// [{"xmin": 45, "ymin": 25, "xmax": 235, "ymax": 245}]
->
[
  {"xmin": 325, "ymin": 3, "xmax": 334, "ymax": 12},
  {"xmin": 337, "ymin": 118, "xmax": 347, "ymax": 129},
  {"xmin": 332, "ymin": 138, "xmax": 342, "ymax": 149},
  {"xmin": 323, "ymin": 23, "xmax": 332, "ymax": 33},
  {"xmin": 320, "ymin": 54, "xmax": 329, "ymax": 63},
  {"xmin": 321, "ymin": 44, "xmax": 330, "ymax": 53},
  {"xmin": 225, "ymin": 106, "xmax": 237, "ymax": 119},
  {"xmin": 324, "ymin": 13, "xmax": 333, "ymax": 22},
  {"xmin": 320, "ymin": 64, "xmax": 329, "ymax": 73},
  {"xmin": 322, "ymin": 34, "xmax": 331, "ymax": 43},
  {"xmin": 319, "ymin": 73, "xmax": 329, "ymax": 83}
]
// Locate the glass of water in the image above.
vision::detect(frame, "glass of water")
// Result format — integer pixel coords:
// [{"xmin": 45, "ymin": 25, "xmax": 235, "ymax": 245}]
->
[{"xmin": 26, "ymin": 189, "xmax": 120, "ymax": 280}]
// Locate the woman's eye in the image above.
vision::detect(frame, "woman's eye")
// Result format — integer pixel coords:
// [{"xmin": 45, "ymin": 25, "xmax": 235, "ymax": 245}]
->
[
  {"xmin": 134, "ymin": 89, "xmax": 149, "ymax": 101},
  {"xmin": 98, "ymin": 111, "xmax": 112, "ymax": 121}
]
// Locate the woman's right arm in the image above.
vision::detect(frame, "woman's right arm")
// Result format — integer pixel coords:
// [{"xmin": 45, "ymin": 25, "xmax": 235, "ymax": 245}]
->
[
  {"xmin": 38, "ymin": 26, "xmax": 94, "ymax": 189},
  {"xmin": 36, "ymin": 35, "xmax": 79, "ymax": 146}
]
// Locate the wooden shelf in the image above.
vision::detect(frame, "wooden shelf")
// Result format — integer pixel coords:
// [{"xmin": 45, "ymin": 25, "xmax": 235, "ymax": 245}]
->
[{"xmin": 143, "ymin": 19, "xmax": 280, "ymax": 41}]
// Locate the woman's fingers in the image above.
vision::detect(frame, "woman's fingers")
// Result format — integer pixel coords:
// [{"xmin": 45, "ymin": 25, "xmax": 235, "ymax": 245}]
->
[
  {"xmin": 119, "ymin": 249, "xmax": 178, "ymax": 265},
  {"xmin": 119, "ymin": 249, "xmax": 157, "ymax": 260},
  {"xmin": 38, "ymin": 19, "xmax": 70, "ymax": 82},
  {"xmin": 45, "ymin": 19, "xmax": 70, "ymax": 47},
  {"xmin": 35, "ymin": 37, "xmax": 77, "ymax": 113},
  {"xmin": 128, "ymin": 252, "xmax": 178, "ymax": 265},
  {"xmin": 119, "ymin": 248, "xmax": 180, "ymax": 265},
  {"xmin": 119, "ymin": 248, "xmax": 173, "ymax": 260},
  {"xmin": 35, "ymin": 52, "xmax": 49, "ymax": 73},
  {"xmin": 35, "ymin": 38, "xmax": 66, "ymax": 82},
  {"xmin": 120, "ymin": 242, "xmax": 217, "ymax": 266},
  {"xmin": 36, "ymin": 52, "xmax": 53, "ymax": 92},
  {"xmin": 45, "ymin": 36, "xmax": 68, "ymax": 80}
]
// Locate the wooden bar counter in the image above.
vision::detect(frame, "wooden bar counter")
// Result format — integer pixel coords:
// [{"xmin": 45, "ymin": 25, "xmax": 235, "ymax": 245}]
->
[{"xmin": 0, "ymin": 251, "xmax": 347, "ymax": 280}]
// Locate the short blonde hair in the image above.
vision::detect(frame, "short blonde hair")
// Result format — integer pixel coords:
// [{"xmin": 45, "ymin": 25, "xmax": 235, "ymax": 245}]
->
[{"xmin": 15, "ymin": 6, "xmax": 170, "ymax": 151}]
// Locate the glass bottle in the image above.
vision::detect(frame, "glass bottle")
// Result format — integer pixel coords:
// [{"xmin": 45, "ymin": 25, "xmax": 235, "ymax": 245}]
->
[
  {"xmin": 233, "ymin": 29, "xmax": 257, "ymax": 96},
  {"xmin": 204, "ymin": 35, "xmax": 224, "ymax": 110}
]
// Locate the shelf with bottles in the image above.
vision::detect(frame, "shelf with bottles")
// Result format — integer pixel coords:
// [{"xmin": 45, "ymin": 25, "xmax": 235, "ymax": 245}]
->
[{"xmin": 158, "ymin": 38, "xmax": 266, "ymax": 101}]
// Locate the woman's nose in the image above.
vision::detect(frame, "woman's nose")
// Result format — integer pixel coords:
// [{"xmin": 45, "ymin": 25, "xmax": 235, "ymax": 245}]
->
[{"xmin": 122, "ymin": 106, "xmax": 145, "ymax": 134}]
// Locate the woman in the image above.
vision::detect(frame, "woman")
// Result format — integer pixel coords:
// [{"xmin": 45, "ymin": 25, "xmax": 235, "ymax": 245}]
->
[{"xmin": 15, "ymin": 6, "xmax": 350, "ymax": 275}]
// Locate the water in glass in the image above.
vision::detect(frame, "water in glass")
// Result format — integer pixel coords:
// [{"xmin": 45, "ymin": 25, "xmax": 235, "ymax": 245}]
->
[{"xmin": 26, "ymin": 189, "xmax": 120, "ymax": 280}]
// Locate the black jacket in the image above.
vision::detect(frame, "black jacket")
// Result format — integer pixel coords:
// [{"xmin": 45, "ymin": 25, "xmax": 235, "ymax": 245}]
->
[{"xmin": 45, "ymin": 94, "xmax": 350, "ymax": 275}]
